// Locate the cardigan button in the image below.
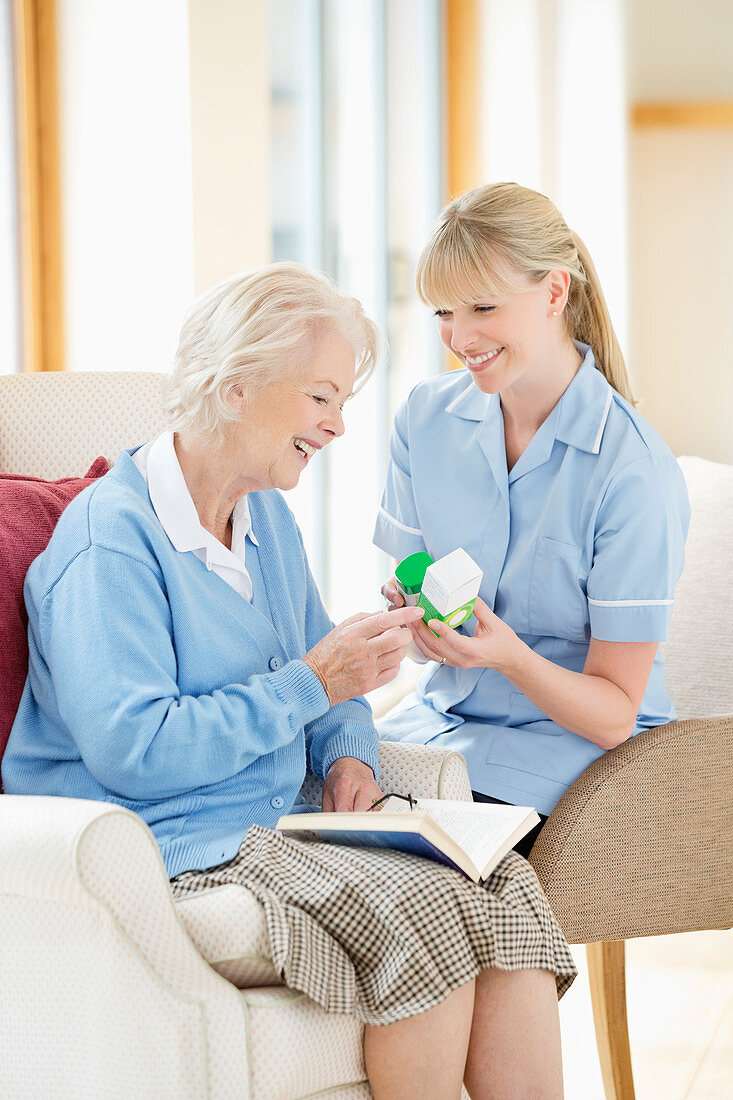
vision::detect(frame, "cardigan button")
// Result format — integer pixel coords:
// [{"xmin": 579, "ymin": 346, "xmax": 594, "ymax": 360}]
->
[
  {"xmin": 270, "ymin": 796, "xmax": 285, "ymax": 809},
  {"xmin": 269, "ymin": 656, "xmax": 283, "ymax": 671}
]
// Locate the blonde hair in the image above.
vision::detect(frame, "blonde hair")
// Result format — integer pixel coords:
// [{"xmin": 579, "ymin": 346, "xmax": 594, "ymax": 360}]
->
[
  {"xmin": 162, "ymin": 262, "xmax": 382, "ymax": 441},
  {"xmin": 415, "ymin": 182, "xmax": 635, "ymax": 404}
]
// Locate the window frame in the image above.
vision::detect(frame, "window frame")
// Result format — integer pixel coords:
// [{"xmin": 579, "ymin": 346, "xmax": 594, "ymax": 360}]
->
[{"xmin": 11, "ymin": 0, "xmax": 63, "ymax": 372}]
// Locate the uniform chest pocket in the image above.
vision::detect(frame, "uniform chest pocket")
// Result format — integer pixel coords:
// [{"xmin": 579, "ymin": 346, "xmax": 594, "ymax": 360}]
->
[{"xmin": 528, "ymin": 537, "xmax": 589, "ymax": 642}]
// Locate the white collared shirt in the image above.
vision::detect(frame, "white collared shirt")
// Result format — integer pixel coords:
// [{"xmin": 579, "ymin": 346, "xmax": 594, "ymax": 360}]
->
[{"xmin": 132, "ymin": 432, "xmax": 258, "ymax": 602}]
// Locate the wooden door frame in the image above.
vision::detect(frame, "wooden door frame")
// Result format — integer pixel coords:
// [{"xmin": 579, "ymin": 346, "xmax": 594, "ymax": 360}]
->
[
  {"xmin": 11, "ymin": 0, "xmax": 63, "ymax": 372},
  {"xmin": 632, "ymin": 100, "xmax": 733, "ymax": 128},
  {"xmin": 445, "ymin": 0, "xmax": 481, "ymax": 200}
]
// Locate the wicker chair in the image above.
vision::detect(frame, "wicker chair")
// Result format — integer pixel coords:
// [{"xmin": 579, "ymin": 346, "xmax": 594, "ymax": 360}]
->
[{"xmin": 528, "ymin": 454, "xmax": 733, "ymax": 1099}]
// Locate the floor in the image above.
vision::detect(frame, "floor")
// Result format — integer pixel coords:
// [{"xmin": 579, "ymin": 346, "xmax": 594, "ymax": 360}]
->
[{"xmin": 560, "ymin": 930, "xmax": 733, "ymax": 1099}]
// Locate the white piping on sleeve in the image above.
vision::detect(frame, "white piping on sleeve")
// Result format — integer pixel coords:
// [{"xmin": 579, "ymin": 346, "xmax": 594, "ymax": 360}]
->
[
  {"xmin": 592, "ymin": 389, "xmax": 613, "ymax": 453},
  {"xmin": 588, "ymin": 597, "xmax": 674, "ymax": 607},
  {"xmin": 377, "ymin": 507, "xmax": 422, "ymax": 535}
]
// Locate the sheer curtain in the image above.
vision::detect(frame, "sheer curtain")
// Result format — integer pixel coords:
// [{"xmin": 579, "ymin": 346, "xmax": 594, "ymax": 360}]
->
[
  {"xmin": 266, "ymin": 0, "xmax": 629, "ymax": 622},
  {"xmin": 267, "ymin": 0, "xmax": 442, "ymax": 618},
  {"xmin": 480, "ymin": 0, "xmax": 628, "ymax": 352}
]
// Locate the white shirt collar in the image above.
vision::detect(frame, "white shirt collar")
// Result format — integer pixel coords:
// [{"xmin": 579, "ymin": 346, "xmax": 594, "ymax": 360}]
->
[{"xmin": 134, "ymin": 433, "xmax": 258, "ymax": 576}]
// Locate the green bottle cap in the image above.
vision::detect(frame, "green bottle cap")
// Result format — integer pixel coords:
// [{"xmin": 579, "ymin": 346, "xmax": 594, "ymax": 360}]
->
[{"xmin": 395, "ymin": 552, "xmax": 434, "ymax": 595}]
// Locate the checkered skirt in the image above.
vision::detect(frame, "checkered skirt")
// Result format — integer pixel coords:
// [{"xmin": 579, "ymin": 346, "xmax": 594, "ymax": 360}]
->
[{"xmin": 171, "ymin": 825, "xmax": 576, "ymax": 1025}]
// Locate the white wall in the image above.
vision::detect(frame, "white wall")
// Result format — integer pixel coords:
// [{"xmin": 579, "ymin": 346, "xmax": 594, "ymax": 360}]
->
[
  {"xmin": 478, "ymin": 0, "xmax": 629, "ymax": 354},
  {"xmin": 628, "ymin": 0, "xmax": 733, "ymax": 101},
  {"xmin": 188, "ymin": 0, "xmax": 271, "ymax": 293},
  {"xmin": 627, "ymin": 0, "xmax": 733, "ymax": 462}
]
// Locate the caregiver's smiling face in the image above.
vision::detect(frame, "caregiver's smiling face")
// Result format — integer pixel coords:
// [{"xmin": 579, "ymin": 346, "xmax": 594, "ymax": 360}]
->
[{"xmin": 435, "ymin": 272, "xmax": 561, "ymax": 397}]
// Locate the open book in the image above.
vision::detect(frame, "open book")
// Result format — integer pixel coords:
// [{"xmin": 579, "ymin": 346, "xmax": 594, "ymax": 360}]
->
[{"xmin": 277, "ymin": 797, "xmax": 540, "ymax": 883}]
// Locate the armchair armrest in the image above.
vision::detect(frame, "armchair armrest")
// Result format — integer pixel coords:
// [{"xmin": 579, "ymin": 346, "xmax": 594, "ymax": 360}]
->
[
  {"xmin": 299, "ymin": 740, "xmax": 473, "ymax": 805},
  {"xmin": 378, "ymin": 739, "xmax": 473, "ymax": 800},
  {"xmin": 528, "ymin": 717, "xmax": 733, "ymax": 943},
  {"xmin": 0, "ymin": 794, "xmax": 121, "ymax": 899},
  {"xmin": 0, "ymin": 795, "xmax": 249, "ymax": 1095}
]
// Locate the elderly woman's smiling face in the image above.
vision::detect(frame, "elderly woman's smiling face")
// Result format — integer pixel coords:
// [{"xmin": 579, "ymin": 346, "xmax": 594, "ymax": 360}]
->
[{"xmin": 231, "ymin": 329, "xmax": 356, "ymax": 493}]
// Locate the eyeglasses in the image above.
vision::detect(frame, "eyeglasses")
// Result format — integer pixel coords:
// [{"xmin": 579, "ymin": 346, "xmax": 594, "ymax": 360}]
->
[{"xmin": 367, "ymin": 792, "xmax": 417, "ymax": 812}]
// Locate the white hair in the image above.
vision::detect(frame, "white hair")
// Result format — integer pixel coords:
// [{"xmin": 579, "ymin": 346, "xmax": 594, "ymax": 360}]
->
[{"xmin": 162, "ymin": 262, "xmax": 382, "ymax": 441}]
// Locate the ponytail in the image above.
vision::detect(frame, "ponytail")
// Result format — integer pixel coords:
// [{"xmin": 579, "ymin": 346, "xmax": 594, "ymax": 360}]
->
[
  {"xmin": 417, "ymin": 183, "xmax": 637, "ymax": 405},
  {"xmin": 568, "ymin": 232, "xmax": 636, "ymax": 405}
]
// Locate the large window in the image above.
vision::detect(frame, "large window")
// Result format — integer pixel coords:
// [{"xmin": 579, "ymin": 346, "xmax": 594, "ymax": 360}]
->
[
  {"xmin": 266, "ymin": 0, "xmax": 628, "ymax": 630},
  {"xmin": 478, "ymin": 0, "xmax": 628, "ymax": 349},
  {"xmin": 267, "ymin": 0, "xmax": 443, "ymax": 623}
]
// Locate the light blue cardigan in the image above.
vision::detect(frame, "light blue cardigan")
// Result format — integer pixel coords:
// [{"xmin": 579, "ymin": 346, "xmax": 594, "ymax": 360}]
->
[{"xmin": 3, "ymin": 450, "xmax": 378, "ymax": 877}]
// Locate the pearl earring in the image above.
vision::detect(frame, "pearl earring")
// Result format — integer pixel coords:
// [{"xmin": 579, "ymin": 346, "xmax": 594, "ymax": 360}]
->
[{"xmin": 551, "ymin": 311, "xmax": 558, "ymax": 317}]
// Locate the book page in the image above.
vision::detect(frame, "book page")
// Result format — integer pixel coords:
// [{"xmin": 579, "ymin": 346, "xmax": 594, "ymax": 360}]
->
[
  {"xmin": 413, "ymin": 800, "xmax": 538, "ymax": 873},
  {"xmin": 278, "ymin": 799, "xmax": 538, "ymax": 883}
]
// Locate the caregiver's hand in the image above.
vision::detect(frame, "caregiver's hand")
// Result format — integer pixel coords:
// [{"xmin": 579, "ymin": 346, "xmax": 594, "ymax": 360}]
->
[
  {"xmin": 322, "ymin": 756, "xmax": 382, "ymax": 812},
  {"xmin": 303, "ymin": 605, "xmax": 425, "ymax": 706},
  {"xmin": 411, "ymin": 596, "xmax": 523, "ymax": 671}
]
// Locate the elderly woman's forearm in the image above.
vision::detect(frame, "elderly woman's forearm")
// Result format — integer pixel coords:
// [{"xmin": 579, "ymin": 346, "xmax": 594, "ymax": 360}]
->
[
  {"xmin": 33, "ymin": 542, "xmax": 332, "ymax": 799},
  {"xmin": 60, "ymin": 661, "xmax": 329, "ymax": 800}
]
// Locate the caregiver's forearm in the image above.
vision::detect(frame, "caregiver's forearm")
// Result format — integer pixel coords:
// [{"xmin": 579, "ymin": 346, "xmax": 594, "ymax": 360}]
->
[{"xmin": 497, "ymin": 641, "xmax": 636, "ymax": 750}]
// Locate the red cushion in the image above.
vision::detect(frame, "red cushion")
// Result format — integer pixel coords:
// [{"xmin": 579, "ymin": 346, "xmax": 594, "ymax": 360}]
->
[{"xmin": 0, "ymin": 458, "xmax": 110, "ymax": 784}]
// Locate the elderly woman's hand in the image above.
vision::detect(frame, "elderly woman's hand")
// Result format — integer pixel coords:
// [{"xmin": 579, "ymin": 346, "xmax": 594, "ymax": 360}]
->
[
  {"xmin": 322, "ymin": 756, "xmax": 382, "ymax": 812},
  {"xmin": 381, "ymin": 574, "xmax": 404, "ymax": 612},
  {"xmin": 303, "ymin": 605, "xmax": 425, "ymax": 705}
]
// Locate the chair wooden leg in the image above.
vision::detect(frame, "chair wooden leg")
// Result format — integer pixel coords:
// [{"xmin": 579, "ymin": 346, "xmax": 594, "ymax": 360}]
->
[{"xmin": 586, "ymin": 941, "xmax": 635, "ymax": 1100}]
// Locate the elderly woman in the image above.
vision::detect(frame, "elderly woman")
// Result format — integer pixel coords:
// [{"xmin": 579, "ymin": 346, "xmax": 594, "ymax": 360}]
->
[{"xmin": 4, "ymin": 263, "xmax": 575, "ymax": 1099}]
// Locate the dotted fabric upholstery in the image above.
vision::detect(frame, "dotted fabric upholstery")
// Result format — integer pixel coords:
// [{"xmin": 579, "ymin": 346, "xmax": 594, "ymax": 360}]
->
[
  {"xmin": 311, "ymin": 1089, "xmax": 372, "ymax": 1099},
  {"xmin": 1, "ymin": 893, "xmax": 210, "ymax": 1098},
  {"xmin": 0, "ymin": 795, "xmax": 380, "ymax": 1098},
  {"xmin": 0, "ymin": 372, "xmax": 166, "ymax": 477},
  {"xmin": 76, "ymin": 810, "xmax": 251, "ymax": 1097},
  {"xmin": 241, "ymin": 987, "xmax": 366, "ymax": 1098},
  {"xmin": 237, "ymin": 984, "xmax": 470, "ymax": 1100},
  {"xmin": 0, "ymin": 795, "xmax": 250, "ymax": 1098},
  {"xmin": 378, "ymin": 740, "xmax": 473, "ymax": 800},
  {"xmin": 300, "ymin": 740, "xmax": 473, "ymax": 806},
  {"xmin": 175, "ymin": 884, "xmax": 280, "ymax": 988}
]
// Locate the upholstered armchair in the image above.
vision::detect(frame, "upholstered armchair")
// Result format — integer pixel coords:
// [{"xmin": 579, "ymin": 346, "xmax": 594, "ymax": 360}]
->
[
  {"xmin": 527, "ymin": 454, "xmax": 733, "ymax": 1100},
  {"xmin": 0, "ymin": 371, "xmax": 474, "ymax": 1099}
]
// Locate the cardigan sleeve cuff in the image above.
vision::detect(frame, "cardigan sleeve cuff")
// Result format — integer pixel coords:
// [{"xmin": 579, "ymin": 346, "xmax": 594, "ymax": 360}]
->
[
  {"xmin": 269, "ymin": 659, "xmax": 330, "ymax": 727},
  {"xmin": 316, "ymin": 728, "xmax": 380, "ymax": 782}
]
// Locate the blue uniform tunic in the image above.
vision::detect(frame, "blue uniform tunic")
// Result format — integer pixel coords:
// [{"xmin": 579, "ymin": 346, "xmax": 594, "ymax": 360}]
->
[{"xmin": 373, "ymin": 346, "xmax": 690, "ymax": 814}]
